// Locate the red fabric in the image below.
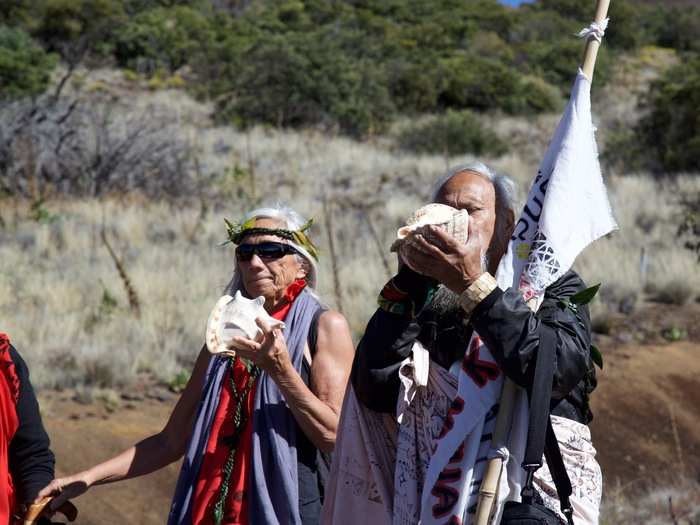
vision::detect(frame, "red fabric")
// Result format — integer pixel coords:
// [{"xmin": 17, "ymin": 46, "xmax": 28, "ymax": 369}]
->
[
  {"xmin": 0, "ymin": 333, "xmax": 19, "ymax": 523},
  {"xmin": 192, "ymin": 280, "xmax": 307, "ymax": 525},
  {"xmin": 268, "ymin": 278, "xmax": 307, "ymax": 320}
]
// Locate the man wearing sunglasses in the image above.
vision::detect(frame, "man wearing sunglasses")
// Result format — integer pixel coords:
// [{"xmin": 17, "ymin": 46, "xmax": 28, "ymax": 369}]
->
[{"xmin": 40, "ymin": 205, "xmax": 355, "ymax": 525}]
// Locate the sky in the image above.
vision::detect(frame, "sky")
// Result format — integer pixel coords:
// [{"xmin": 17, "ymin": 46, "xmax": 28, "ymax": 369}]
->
[{"xmin": 499, "ymin": 0, "xmax": 535, "ymax": 5}]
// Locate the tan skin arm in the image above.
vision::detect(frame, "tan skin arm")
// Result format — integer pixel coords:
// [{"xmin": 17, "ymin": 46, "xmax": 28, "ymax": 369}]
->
[
  {"xmin": 233, "ymin": 310, "xmax": 354, "ymax": 453},
  {"xmin": 37, "ymin": 345, "xmax": 212, "ymax": 509}
]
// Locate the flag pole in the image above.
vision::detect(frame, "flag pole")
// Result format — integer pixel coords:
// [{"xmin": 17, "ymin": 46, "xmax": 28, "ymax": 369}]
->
[
  {"xmin": 474, "ymin": 1, "xmax": 611, "ymax": 523},
  {"xmin": 582, "ymin": 0, "xmax": 611, "ymax": 80}
]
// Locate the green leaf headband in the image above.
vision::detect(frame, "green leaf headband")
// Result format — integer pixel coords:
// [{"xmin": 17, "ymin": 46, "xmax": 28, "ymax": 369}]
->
[{"xmin": 224, "ymin": 217, "xmax": 319, "ymax": 261}]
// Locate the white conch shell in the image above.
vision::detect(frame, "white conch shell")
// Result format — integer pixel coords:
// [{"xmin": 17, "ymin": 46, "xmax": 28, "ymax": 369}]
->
[
  {"xmin": 205, "ymin": 291, "xmax": 285, "ymax": 356},
  {"xmin": 390, "ymin": 203, "xmax": 469, "ymax": 251}
]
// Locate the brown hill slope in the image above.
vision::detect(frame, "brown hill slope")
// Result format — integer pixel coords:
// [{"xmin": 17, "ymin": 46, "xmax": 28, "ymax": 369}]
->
[{"xmin": 590, "ymin": 340, "xmax": 700, "ymax": 485}]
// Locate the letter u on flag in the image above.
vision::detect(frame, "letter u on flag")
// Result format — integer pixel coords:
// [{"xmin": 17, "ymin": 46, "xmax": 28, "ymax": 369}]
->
[{"xmin": 421, "ymin": 68, "xmax": 618, "ymax": 525}]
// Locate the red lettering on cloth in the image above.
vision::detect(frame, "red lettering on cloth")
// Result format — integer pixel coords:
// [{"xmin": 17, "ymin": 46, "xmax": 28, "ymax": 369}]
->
[
  {"xmin": 437, "ymin": 396, "xmax": 465, "ymax": 440},
  {"xmin": 462, "ymin": 337, "xmax": 500, "ymax": 388},
  {"xmin": 431, "ymin": 468, "xmax": 461, "ymax": 518}
]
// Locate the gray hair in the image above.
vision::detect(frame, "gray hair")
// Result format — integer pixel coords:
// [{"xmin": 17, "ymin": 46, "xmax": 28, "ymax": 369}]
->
[
  {"xmin": 224, "ymin": 204, "xmax": 319, "ymax": 296},
  {"xmin": 430, "ymin": 161, "xmax": 517, "ymax": 216}
]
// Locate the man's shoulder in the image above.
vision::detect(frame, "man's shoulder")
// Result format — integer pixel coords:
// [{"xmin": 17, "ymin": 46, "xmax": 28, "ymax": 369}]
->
[{"xmin": 544, "ymin": 269, "xmax": 588, "ymax": 298}]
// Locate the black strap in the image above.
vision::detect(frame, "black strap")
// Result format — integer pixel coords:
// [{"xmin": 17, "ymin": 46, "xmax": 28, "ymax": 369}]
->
[
  {"xmin": 521, "ymin": 326, "xmax": 574, "ymax": 525},
  {"xmin": 544, "ymin": 418, "xmax": 574, "ymax": 524},
  {"xmin": 522, "ymin": 327, "xmax": 555, "ymax": 469}
]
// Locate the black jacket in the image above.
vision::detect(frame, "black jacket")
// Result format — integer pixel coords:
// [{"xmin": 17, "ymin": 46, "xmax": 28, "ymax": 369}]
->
[
  {"xmin": 352, "ymin": 269, "xmax": 596, "ymax": 423},
  {"xmin": 8, "ymin": 345, "xmax": 55, "ymax": 503}
]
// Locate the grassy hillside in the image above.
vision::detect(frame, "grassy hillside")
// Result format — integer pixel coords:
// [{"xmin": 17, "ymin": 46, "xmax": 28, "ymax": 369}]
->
[{"xmin": 1, "ymin": 77, "xmax": 698, "ymax": 389}]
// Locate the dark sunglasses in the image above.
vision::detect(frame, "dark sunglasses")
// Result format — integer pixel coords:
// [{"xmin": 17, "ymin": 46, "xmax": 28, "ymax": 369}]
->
[{"xmin": 235, "ymin": 241, "xmax": 298, "ymax": 262}]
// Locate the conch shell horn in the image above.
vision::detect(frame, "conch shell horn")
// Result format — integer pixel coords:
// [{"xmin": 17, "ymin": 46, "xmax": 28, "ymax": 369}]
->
[
  {"xmin": 390, "ymin": 203, "xmax": 469, "ymax": 252},
  {"xmin": 205, "ymin": 291, "xmax": 285, "ymax": 356}
]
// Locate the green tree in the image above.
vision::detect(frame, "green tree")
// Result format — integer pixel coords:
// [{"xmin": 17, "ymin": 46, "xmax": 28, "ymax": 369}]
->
[
  {"xmin": 0, "ymin": 0, "xmax": 31, "ymax": 26},
  {"xmin": 439, "ymin": 54, "xmax": 521, "ymax": 111},
  {"xmin": 33, "ymin": 0, "xmax": 126, "ymax": 64},
  {"xmin": 114, "ymin": 5, "xmax": 215, "ymax": 74},
  {"xmin": 637, "ymin": 55, "xmax": 700, "ymax": 172},
  {"xmin": 642, "ymin": 6, "xmax": 700, "ymax": 53},
  {"xmin": 219, "ymin": 30, "xmax": 394, "ymax": 136},
  {"xmin": 0, "ymin": 26, "xmax": 57, "ymax": 100}
]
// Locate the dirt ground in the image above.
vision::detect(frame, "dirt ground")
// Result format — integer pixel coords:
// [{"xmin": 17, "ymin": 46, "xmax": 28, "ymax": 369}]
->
[
  {"xmin": 39, "ymin": 302, "xmax": 700, "ymax": 524},
  {"xmin": 590, "ymin": 340, "xmax": 700, "ymax": 486},
  {"xmin": 41, "ymin": 394, "xmax": 180, "ymax": 525}
]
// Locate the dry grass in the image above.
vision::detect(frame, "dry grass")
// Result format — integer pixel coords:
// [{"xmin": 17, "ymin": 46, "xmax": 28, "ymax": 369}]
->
[
  {"xmin": 600, "ymin": 476, "xmax": 700, "ymax": 525},
  {"xmin": 1, "ymin": 72, "xmax": 699, "ymax": 389}
]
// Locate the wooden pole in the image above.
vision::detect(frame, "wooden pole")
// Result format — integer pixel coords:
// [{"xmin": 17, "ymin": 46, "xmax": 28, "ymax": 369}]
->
[
  {"xmin": 473, "ymin": 380, "xmax": 517, "ymax": 524},
  {"xmin": 475, "ymin": 2, "xmax": 611, "ymax": 523},
  {"xmin": 581, "ymin": 0, "xmax": 611, "ymax": 81}
]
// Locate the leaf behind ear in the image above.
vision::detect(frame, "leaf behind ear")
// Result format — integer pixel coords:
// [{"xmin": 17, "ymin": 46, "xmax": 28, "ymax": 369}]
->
[
  {"xmin": 570, "ymin": 284, "xmax": 601, "ymax": 305},
  {"xmin": 590, "ymin": 344, "xmax": 603, "ymax": 369}
]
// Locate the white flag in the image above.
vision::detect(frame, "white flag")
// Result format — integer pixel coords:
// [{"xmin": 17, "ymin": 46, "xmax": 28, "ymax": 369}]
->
[{"xmin": 497, "ymin": 68, "xmax": 618, "ymax": 295}]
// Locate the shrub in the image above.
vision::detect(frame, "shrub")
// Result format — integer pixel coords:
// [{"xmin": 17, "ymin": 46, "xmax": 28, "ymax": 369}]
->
[
  {"xmin": 0, "ymin": 26, "xmax": 57, "ymax": 100},
  {"xmin": 590, "ymin": 314, "xmax": 613, "ymax": 336},
  {"xmin": 677, "ymin": 192, "xmax": 700, "ymax": 262},
  {"xmin": 600, "ymin": 127, "xmax": 647, "ymax": 174},
  {"xmin": 218, "ymin": 32, "xmax": 395, "ymax": 137},
  {"xmin": 534, "ymin": 0, "xmax": 643, "ymax": 51},
  {"xmin": 599, "ymin": 284, "xmax": 638, "ymax": 315},
  {"xmin": 397, "ymin": 110, "xmax": 508, "ymax": 157},
  {"xmin": 437, "ymin": 54, "xmax": 562, "ymax": 115},
  {"xmin": 439, "ymin": 54, "xmax": 523, "ymax": 113},
  {"xmin": 650, "ymin": 279, "xmax": 694, "ymax": 306},
  {"xmin": 32, "ymin": 0, "xmax": 126, "ymax": 64},
  {"xmin": 661, "ymin": 325, "xmax": 687, "ymax": 342},
  {"xmin": 0, "ymin": 96, "xmax": 199, "ymax": 200},
  {"xmin": 516, "ymin": 75, "xmax": 562, "ymax": 114},
  {"xmin": 0, "ymin": 1, "xmax": 31, "ymax": 26},
  {"xmin": 642, "ymin": 6, "xmax": 700, "ymax": 54},
  {"xmin": 114, "ymin": 5, "xmax": 215, "ymax": 75},
  {"xmin": 387, "ymin": 57, "xmax": 443, "ymax": 114},
  {"xmin": 520, "ymin": 37, "xmax": 611, "ymax": 92},
  {"xmin": 636, "ymin": 56, "xmax": 700, "ymax": 173}
]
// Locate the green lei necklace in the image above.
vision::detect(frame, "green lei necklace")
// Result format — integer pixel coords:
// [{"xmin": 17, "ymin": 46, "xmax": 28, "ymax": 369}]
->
[{"xmin": 212, "ymin": 357, "xmax": 260, "ymax": 525}]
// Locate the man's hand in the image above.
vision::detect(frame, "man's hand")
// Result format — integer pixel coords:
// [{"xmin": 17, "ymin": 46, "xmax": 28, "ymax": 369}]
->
[
  {"xmin": 399, "ymin": 223, "xmax": 485, "ymax": 294},
  {"xmin": 231, "ymin": 318, "xmax": 293, "ymax": 379}
]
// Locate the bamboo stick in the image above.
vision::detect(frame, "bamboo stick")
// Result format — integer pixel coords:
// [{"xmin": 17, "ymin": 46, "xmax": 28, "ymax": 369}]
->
[
  {"xmin": 474, "ymin": 380, "xmax": 517, "ymax": 524},
  {"xmin": 581, "ymin": 0, "xmax": 611, "ymax": 81}
]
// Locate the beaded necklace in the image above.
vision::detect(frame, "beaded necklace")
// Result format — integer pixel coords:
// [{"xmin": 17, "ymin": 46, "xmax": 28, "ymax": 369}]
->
[{"xmin": 212, "ymin": 357, "xmax": 260, "ymax": 525}]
